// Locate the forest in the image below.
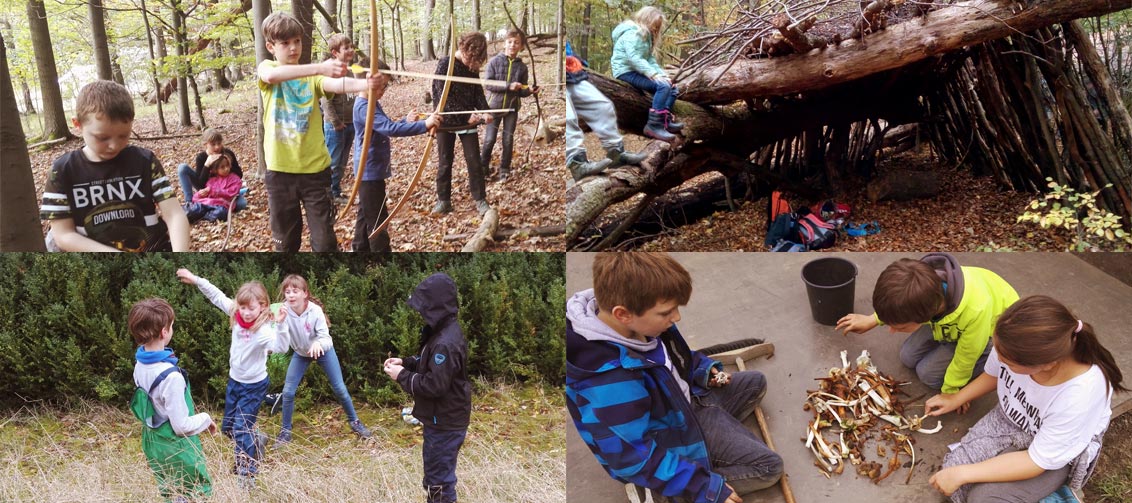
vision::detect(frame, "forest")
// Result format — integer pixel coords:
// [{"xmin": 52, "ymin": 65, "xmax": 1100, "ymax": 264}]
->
[
  {"xmin": 565, "ymin": 1, "xmax": 1132, "ymax": 252},
  {"xmin": 1, "ymin": 0, "xmax": 567, "ymax": 251}
]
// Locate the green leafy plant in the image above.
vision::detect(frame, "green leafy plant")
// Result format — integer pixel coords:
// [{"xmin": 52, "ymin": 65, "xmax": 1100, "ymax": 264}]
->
[{"xmin": 1017, "ymin": 178, "xmax": 1132, "ymax": 251}]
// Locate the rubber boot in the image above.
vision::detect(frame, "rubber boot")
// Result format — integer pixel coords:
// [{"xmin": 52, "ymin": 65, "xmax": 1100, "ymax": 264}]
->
[
  {"xmin": 606, "ymin": 141, "xmax": 647, "ymax": 168},
  {"xmin": 659, "ymin": 109, "xmax": 684, "ymax": 133},
  {"xmin": 568, "ymin": 153, "xmax": 613, "ymax": 181},
  {"xmin": 644, "ymin": 109, "xmax": 677, "ymax": 142}
]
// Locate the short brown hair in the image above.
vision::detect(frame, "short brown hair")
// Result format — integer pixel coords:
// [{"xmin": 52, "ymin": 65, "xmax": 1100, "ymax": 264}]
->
[
  {"xmin": 262, "ymin": 12, "xmax": 303, "ymax": 44},
  {"xmin": 128, "ymin": 298, "xmax": 175, "ymax": 345},
  {"xmin": 458, "ymin": 32, "xmax": 488, "ymax": 68},
  {"xmin": 75, "ymin": 80, "xmax": 134, "ymax": 124},
  {"xmin": 211, "ymin": 153, "xmax": 232, "ymax": 174},
  {"xmin": 202, "ymin": 128, "xmax": 223, "ymax": 144},
  {"xmin": 327, "ymin": 33, "xmax": 353, "ymax": 56},
  {"xmin": 592, "ymin": 252, "xmax": 692, "ymax": 315},
  {"xmin": 504, "ymin": 28, "xmax": 526, "ymax": 45},
  {"xmin": 873, "ymin": 258, "xmax": 944, "ymax": 324}
]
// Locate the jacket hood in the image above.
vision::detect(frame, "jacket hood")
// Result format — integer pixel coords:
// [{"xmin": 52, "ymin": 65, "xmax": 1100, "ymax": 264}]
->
[
  {"xmin": 566, "ymin": 289, "xmax": 657, "ymax": 353},
  {"xmin": 921, "ymin": 252, "xmax": 965, "ymax": 320},
  {"xmin": 611, "ymin": 21, "xmax": 643, "ymax": 46},
  {"xmin": 408, "ymin": 273, "xmax": 458, "ymax": 328}
]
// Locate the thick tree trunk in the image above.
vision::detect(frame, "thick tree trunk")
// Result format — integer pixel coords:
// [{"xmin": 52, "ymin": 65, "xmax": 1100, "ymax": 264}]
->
[
  {"xmin": 321, "ymin": 0, "xmax": 337, "ymax": 36},
  {"xmin": 88, "ymin": 0, "xmax": 113, "ymax": 80},
  {"xmin": 292, "ymin": 0, "xmax": 315, "ymax": 63},
  {"xmin": 678, "ymin": 0, "xmax": 1132, "ymax": 104},
  {"xmin": 421, "ymin": 0, "xmax": 436, "ymax": 61},
  {"xmin": 1065, "ymin": 20, "xmax": 1132, "ymax": 161},
  {"xmin": 1, "ymin": 36, "xmax": 47, "ymax": 251},
  {"xmin": 25, "ymin": 0, "xmax": 72, "ymax": 141},
  {"xmin": 473, "ymin": 0, "xmax": 480, "ymax": 32}
]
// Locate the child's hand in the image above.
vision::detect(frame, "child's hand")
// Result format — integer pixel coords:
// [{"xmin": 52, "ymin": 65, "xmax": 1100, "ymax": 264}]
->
[
  {"xmin": 207, "ymin": 418, "xmax": 218, "ymax": 435},
  {"xmin": 321, "ymin": 59, "xmax": 348, "ymax": 78},
  {"xmin": 480, "ymin": 114, "xmax": 493, "ymax": 124},
  {"xmin": 929, "ymin": 465, "xmax": 969, "ymax": 496},
  {"xmin": 274, "ymin": 307, "xmax": 287, "ymax": 323},
  {"xmin": 384, "ymin": 362, "xmax": 404, "ymax": 380},
  {"xmin": 384, "ymin": 357, "xmax": 403, "ymax": 367},
  {"xmin": 835, "ymin": 313, "xmax": 878, "ymax": 336},
  {"xmin": 530, "ymin": 86, "xmax": 540, "ymax": 95},
  {"xmin": 205, "ymin": 153, "xmax": 222, "ymax": 167},
  {"xmin": 925, "ymin": 393, "xmax": 970, "ymax": 416},
  {"xmin": 709, "ymin": 368, "xmax": 731, "ymax": 387},
  {"xmin": 366, "ymin": 74, "xmax": 381, "ymax": 90},
  {"xmin": 197, "ymin": 187, "xmax": 211, "ymax": 197},
  {"xmin": 308, "ymin": 341, "xmax": 325, "ymax": 359},
  {"xmin": 176, "ymin": 268, "xmax": 198, "ymax": 284},
  {"xmin": 424, "ymin": 114, "xmax": 440, "ymax": 132},
  {"xmin": 509, "ymin": 82, "xmax": 523, "ymax": 91}
]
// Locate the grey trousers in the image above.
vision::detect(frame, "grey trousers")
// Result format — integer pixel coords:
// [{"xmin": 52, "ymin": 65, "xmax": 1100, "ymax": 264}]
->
[
  {"xmin": 691, "ymin": 370, "xmax": 784, "ymax": 498},
  {"xmin": 264, "ymin": 169, "xmax": 338, "ymax": 252},
  {"xmin": 899, "ymin": 325, "xmax": 991, "ymax": 390},
  {"xmin": 566, "ymin": 80, "xmax": 624, "ymax": 161}
]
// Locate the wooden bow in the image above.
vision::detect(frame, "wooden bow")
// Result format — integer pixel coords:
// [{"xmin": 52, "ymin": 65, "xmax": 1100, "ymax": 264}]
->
[
  {"xmin": 340, "ymin": 0, "xmax": 381, "ymax": 217},
  {"xmin": 368, "ymin": 1, "xmax": 457, "ymax": 240}
]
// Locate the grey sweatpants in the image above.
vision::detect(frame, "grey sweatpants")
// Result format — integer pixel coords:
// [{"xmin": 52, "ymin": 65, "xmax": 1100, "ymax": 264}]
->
[
  {"xmin": 566, "ymin": 80, "xmax": 624, "ymax": 161},
  {"xmin": 942, "ymin": 405, "xmax": 1100, "ymax": 503}
]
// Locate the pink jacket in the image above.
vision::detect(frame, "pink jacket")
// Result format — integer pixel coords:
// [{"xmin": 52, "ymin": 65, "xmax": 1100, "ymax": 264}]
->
[{"xmin": 192, "ymin": 173, "xmax": 241, "ymax": 207}]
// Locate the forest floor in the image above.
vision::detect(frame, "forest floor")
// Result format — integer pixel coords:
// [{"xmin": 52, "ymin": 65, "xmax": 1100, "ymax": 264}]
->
[
  {"xmin": 0, "ymin": 379, "xmax": 564, "ymax": 502},
  {"xmin": 1085, "ymin": 412, "xmax": 1132, "ymax": 502},
  {"xmin": 24, "ymin": 44, "xmax": 565, "ymax": 252},
  {"xmin": 580, "ymin": 133, "xmax": 1081, "ymax": 252}
]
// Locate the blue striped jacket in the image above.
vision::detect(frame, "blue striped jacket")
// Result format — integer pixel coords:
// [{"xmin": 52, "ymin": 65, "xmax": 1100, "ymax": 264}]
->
[{"xmin": 566, "ymin": 321, "xmax": 730, "ymax": 503}]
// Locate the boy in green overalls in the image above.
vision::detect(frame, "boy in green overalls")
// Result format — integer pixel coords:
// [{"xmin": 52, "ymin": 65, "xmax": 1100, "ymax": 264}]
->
[{"xmin": 129, "ymin": 298, "xmax": 215, "ymax": 501}]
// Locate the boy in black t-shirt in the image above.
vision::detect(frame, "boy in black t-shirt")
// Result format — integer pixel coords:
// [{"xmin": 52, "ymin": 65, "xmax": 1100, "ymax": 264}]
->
[{"xmin": 40, "ymin": 81, "xmax": 190, "ymax": 251}]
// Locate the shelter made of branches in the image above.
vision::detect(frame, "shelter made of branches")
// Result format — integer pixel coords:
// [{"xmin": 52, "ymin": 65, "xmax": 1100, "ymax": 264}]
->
[{"xmin": 566, "ymin": 0, "xmax": 1132, "ymax": 250}]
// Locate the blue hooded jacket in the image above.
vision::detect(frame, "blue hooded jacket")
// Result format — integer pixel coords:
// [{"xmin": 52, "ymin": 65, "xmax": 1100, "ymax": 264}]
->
[{"xmin": 565, "ymin": 289, "xmax": 730, "ymax": 503}]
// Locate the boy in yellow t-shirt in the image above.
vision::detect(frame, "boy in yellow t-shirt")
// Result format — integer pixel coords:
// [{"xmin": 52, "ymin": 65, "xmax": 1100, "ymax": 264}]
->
[{"xmin": 257, "ymin": 12, "xmax": 378, "ymax": 251}]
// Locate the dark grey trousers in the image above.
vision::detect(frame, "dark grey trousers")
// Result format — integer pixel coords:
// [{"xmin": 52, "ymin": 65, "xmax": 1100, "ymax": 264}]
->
[
  {"xmin": 264, "ymin": 169, "xmax": 338, "ymax": 252},
  {"xmin": 436, "ymin": 130, "xmax": 487, "ymax": 203}
]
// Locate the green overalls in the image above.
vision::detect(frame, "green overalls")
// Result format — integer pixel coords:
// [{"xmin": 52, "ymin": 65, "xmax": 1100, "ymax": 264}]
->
[{"xmin": 130, "ymin": 366, "xmax": 213, "ymax": 501}]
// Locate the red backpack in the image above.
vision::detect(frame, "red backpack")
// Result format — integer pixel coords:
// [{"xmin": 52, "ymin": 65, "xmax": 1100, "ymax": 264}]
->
[{"xmin": 796, "ymin": 213, "xmax": 836, "ymax": 250}]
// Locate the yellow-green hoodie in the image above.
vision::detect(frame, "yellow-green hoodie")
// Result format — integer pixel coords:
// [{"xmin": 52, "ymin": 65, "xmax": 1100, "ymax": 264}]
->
[{"xmin": 876, "ymin": 253, "xmax": 1019, "ymax": 394}]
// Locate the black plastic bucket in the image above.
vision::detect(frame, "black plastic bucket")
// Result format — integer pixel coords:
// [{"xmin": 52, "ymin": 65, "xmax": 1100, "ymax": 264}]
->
[{"xmin": 801, "ymin": 257, "xmax": 858, "ymax": 326}]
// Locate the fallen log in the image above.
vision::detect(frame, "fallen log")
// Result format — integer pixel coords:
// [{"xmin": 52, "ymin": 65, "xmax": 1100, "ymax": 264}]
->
[
  {"xmin": 460, "ymin": 208, "xmax": 500, "ymax": 252},
  {"xmin": 678, "ymin": 0, "xmax": 1132, "ymax": 105},
  {"xmin": 442, "ymin": 224, "xmax": 565, "ymax": 242}
]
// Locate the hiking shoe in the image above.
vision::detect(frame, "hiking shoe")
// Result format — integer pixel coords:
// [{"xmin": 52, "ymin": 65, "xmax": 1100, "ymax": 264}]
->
[
  {"xmin": 474, "ymin": 200, "xmax": 492, "ymax": 216},
  {"xmin": 274, "ymin": 429, "xmax": 292, "ymax": 449},
  {"xmin": 264, "ymin": 393, "xmax": 283, "ymax": 416},
  {"xmin": 349, "ymin": 419, "xmax": 372, "ymax": 439},
  {"xmin": 497, "ymin": 169, "xmax": 511, "ymax": 182},
  {"xmin": 431, "ymin": 200, "xmax": 453, "ymax": 215},
  {"xmin": 644, "ymin": 109, "xmax": 676, "ymax": 143},
  {"xmin": 254, "ymin": 430, "xmax": 268, "ymax": 461}
]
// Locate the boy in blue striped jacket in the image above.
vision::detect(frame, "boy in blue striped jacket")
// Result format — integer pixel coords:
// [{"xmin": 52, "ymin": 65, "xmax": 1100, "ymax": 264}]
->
[{"xmin": 566, "ymin": 253, "xmax": 783, "ymax": 503}]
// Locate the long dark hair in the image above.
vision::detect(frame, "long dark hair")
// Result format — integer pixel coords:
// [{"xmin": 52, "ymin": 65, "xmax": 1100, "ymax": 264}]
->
[{"xmin": 995, "ymin": 295, "xmax": 1127, "ymax": 395}]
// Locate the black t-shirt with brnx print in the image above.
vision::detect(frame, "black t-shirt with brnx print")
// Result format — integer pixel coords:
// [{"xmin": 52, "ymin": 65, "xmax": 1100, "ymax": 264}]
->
[{"xmin": 40, "ymin": 146, "xmax": 175, "ymax": 251}]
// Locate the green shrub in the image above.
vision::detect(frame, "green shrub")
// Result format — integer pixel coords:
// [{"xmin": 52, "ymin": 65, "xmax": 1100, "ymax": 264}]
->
[{"xmin": 0, "ymin": 253, "xmax": 565, "ymax": 410}]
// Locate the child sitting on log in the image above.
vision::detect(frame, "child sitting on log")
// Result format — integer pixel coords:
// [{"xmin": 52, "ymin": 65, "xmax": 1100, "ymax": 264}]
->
[{"xmin": 610, "ymin": 6, "xmax": 683, "ymax": 143}]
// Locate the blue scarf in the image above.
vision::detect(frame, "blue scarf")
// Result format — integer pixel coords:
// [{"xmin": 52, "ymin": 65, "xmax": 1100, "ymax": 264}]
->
[{"xmin": 135, "ymin": 346, "xmax": 179, "ymax": 365}]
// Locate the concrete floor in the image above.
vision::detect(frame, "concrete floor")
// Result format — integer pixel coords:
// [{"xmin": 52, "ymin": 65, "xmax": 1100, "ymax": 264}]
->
[{"xmin": 565, "ymin": 253, "xmax": 1132, "ymax": 503}]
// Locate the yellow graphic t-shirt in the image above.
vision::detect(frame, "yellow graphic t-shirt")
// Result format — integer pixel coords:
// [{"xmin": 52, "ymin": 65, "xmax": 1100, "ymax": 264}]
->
[{"xmin": 258, "ymin": 60, "xmax": 332, "ymax": 174}]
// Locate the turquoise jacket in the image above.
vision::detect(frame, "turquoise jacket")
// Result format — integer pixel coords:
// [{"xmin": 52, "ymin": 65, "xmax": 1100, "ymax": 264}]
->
[{"xmin": 611, "ymin": 21, "xmax": 665, "ymax": 79}]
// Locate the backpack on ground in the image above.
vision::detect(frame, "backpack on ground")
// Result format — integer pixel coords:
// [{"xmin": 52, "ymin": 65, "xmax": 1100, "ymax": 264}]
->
[
  {"xmin": 796, "ymin": 213, "xmax": 836, "ymax": 250},
  {"xmin": 765, "ymin": 191, "xmax": 797, "ymax": 247}
]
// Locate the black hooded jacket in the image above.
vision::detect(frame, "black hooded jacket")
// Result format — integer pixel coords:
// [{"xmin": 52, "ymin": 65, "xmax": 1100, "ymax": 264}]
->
[{"xmin": 397, "ymin": 273, "xmax": 471, "ymax": 430}]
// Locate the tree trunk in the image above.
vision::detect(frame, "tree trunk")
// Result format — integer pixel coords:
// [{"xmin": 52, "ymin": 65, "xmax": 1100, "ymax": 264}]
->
[
  {"xmin": 579, "ymin": 2, "xmax": 591, "ymax": 61},
  {"xmin": 211, "ymin": 42, "xmax": 232, "ymax": 90},
  {"xmin": 254, "ymin": 0, "xmax": 272, "ymax": 176},
  {"xmin": 188, "ymin": 69, "xmax": 206, "ymax": 129},
  {"xmin": 678, "ymin": 0, "xmax": 1132, "ymax": 104},
  {"xmin": 345, "ymin": 0, "xmax": 353, "ymax": 41},
  {"xmin": 557, "ymin": 0, "xmax": 564, "ymax": 90},
  {"xmin": 473, "ymin": 0, "xmax": 480, "ymax": 32},
  {"xmin": 140, "ymin": 0, "xmax": 167, "ymax": 134},
  {"xmin": 292, "ymin": 0, "xmax": 315, "ymax": 63},
  {"xmin": 321, "ymin": 0, "xmax": 337, "ymax": 36},
  {"xmin": 25, "ymin": 0, "xmax": 71, "ymax": 141},
  {"xmin": 110, "ymin": 42, "xmax": 125, "ymax": 85},
  {"xmin": 88, "ymin": 0, "xmax": 113, "ymax": 80},
  {"xmin": 421, "ymin": 0, "xmax": 436, "ymax": 61},
  {"xmin": 20, "ymin": 78, "xmax": 35, "ymax": 115},
  {"xmin": 1065, "ymin": 20, "xmax": 1132, "ymax": 162},
  {"xmin": 171, "ymin": 0, "xmax": 191, "ymax": 127},
  {"xmin": 0, "ymin": 34, "xmax": 47, "ymax": 251},
  {"xmin": 396, "ymin": 2, "xmax": 405, "ymax": 70}
]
